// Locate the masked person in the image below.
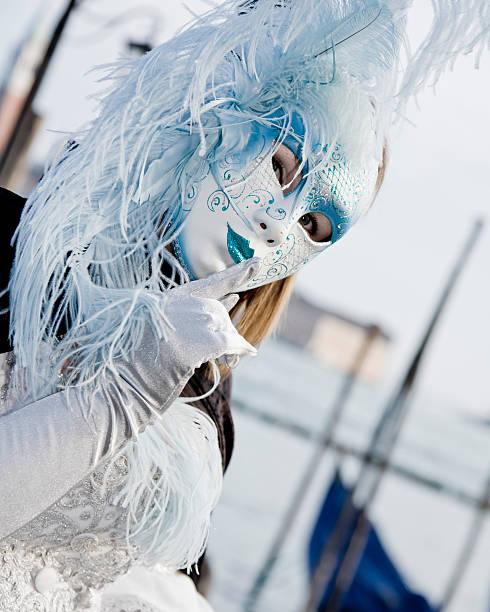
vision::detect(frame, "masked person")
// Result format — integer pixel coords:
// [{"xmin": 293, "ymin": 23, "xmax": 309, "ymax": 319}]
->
[{"xmin": 0, "ymin": 1, "xmax": 488, "ymax": 610}]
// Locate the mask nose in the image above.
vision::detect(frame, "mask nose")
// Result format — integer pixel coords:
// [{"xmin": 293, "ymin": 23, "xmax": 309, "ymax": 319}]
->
[{"xmin": 252, "ymin": 206, "xmax": 290, "ymax": 247}]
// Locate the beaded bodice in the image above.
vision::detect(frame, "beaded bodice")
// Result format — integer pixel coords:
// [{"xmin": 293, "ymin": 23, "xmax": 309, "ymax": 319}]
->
[
  {"xmin": 0, "ymin": 345, "xmax": 227, "ymax": 611},
  {"xmin": 0, "ymin": 454, "xmax": 133, "ymax": 611},
  {"xmin": 0, "ymin": 352, "xmax": 135, "ymax": 611}
]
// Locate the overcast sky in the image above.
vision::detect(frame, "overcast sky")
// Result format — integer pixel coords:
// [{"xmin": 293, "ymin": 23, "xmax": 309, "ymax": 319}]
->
[{"xmin": 1, "ymin": 0, "xmax": 489, "ymax": 417}]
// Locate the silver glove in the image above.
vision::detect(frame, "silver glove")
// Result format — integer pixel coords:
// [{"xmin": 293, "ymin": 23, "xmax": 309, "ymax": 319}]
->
[
  {"xmin": 0, "ymin": 258, "xmax": 259, "ymax": 538},
  {"xmin": 114, "ymin": 257, "xmax": 259, "ymax": 419}
]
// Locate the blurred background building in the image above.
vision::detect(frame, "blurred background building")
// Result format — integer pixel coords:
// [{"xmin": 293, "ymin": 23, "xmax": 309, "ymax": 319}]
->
[
  {"xmin": 0, "ymin": 7, "xmax": 48, "ymax": 187},
  {"xmin": 279, "ymin": 294, "xmax": 391, "ymax": 383}
]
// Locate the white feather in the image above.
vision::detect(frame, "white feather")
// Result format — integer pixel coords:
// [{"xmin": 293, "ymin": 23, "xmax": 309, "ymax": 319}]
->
[{"xmin": 111, "ymin": 400, "xmax": 223, "ymax": 570}]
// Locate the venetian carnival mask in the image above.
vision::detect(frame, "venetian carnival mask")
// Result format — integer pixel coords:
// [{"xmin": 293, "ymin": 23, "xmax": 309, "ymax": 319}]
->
[{"xmin": 174, "ymin": 125, "xmax": 379, "ymax": 291}]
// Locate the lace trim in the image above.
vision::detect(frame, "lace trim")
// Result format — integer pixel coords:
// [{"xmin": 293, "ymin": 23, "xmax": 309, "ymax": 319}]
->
[
  {"xmin": 102, "ymin": 594, "xmax": 158, "ymax": 612},
  {"xmin": 1, "ymin": 456, "xmax": 132, "ymax": 611}
]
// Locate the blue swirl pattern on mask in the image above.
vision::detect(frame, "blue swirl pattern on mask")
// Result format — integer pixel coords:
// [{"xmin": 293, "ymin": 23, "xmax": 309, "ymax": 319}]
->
[
  {"xmin": 302, "ymin": 144, "xmax": 373, "ymax": 244},
  {"xmin": 207, "ymin": 190, "xmax": 230, "ymax": 213},
  {"xmin": 266, "ymin": 205, "xmax": 286, "ymax": 220},
  {"xmin": 183, "ymin": 162, "xmax": 211, "ymax": 211},
  {"xmin": 242, "ymin": 188, "xmax": 274, "ymax": 209}
]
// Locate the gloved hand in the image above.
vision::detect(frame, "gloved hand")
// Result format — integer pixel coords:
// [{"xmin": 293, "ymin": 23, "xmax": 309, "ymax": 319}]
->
[
  {"xmin": 105, "ymin": 257, "xmax": 260, "ymax": 424},
  {"xmin": 0, "ymin": 258, "xmax": 260, "ymax": 538}
]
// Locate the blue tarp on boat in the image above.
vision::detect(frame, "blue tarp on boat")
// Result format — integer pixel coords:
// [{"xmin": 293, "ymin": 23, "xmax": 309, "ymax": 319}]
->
[{"xmin": 308, "ymin": 473, "xmax": 437, "ymax": 612}]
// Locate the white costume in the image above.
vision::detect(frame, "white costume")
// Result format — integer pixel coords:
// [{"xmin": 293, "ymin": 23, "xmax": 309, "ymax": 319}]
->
[{"xmin": 1, "ymin": 0, "xmax": 488, "ymax": 609}]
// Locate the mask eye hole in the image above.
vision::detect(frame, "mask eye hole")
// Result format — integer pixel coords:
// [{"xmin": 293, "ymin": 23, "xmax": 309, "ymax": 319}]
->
[
  {"xmin": 271, "ymin": 143, "xmax": 302, "ymax": 195},
  {"xmin": 298, "ymin": 212, "xmax": 333, "ymax": 243}
]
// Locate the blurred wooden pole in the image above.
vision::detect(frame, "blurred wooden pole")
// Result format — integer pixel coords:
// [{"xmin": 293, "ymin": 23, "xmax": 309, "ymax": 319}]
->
[
  {"xmin": 439, "ymin": 470, "xmax": 490, "ymax": 610},
  {"xmin": 233, "ymin": 398, "xmax": 485, "ymax": 509},
  {"xmin": 0, "ymin": 0, "xmax": 79, "ymax": 183},
  {"xmin": 303, "ymin": 218, "xmax": 484, "ymax": 612},
  {"xmin": 244, "ymin": 324, "xmax": 380, "ymax": 611}
]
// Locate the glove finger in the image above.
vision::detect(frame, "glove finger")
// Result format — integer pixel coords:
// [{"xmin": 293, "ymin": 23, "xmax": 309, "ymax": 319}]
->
[
  {"xmin": 190, "ymin": 257, "xmax": 260, "ymax": 300},
  {"xmin": 216, "ymin": 353, "xmax": 241, "ymax": 369},
  {"xmin": 219, "ymin": 293, "xmax": 240, "ymax": 312},
  {"xmin": 210, "ymin": 330, "xmax": 257, "ymax": 360},
  {"xmin": 225, "ymin": 354, "xmax": 241, "ymax": 369}
]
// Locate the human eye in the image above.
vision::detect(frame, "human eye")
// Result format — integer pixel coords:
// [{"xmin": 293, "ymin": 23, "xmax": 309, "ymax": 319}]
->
[
  {"xmin": 298, "ymin": 212, "xmax": 333, "ymax": 243},
  {"xmin": 272, "ymin": 156, "xmax": 283, "ymax": 184},
  {"xmin": 271, "ymin": 143, "xmax": 302, "ymax": 195}
]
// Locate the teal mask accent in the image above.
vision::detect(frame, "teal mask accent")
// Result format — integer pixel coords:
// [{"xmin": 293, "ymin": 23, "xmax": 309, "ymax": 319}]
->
[{"xmin": 227, "ymin": 223, "xmax": 255, "ymax": 263}]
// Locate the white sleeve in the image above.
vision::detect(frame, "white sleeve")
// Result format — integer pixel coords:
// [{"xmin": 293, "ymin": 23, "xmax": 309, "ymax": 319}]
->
[{"xmin": 0, "ymin": 367, "xmax": 190, "ymax": 540}]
